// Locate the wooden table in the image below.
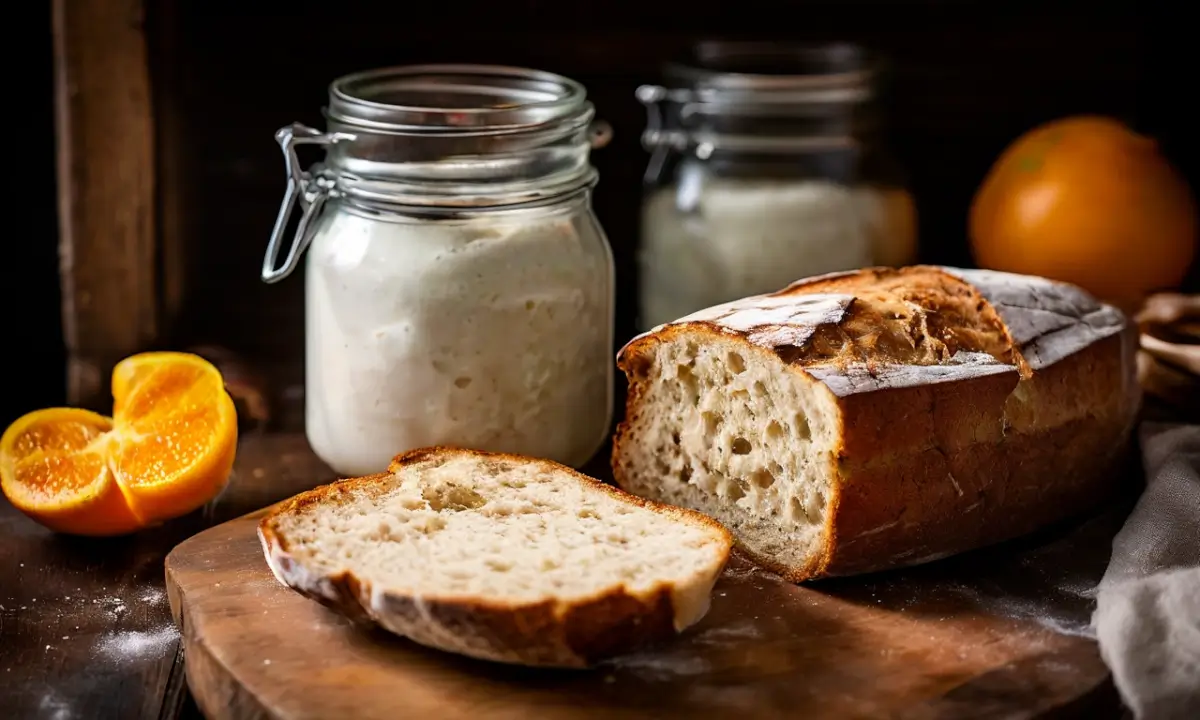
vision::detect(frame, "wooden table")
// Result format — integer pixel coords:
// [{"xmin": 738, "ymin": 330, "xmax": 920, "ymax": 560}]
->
[
  {"xmin": 0, "ymin": 435, "xmax": 338, "ymax": 720},
  {"xmin": 0, "ymin": 433, "xmax": 1130, "ymax": 719}
]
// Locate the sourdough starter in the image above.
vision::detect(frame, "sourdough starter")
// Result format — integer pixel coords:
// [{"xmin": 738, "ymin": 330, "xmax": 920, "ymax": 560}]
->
[
  {"xmin": 305, "ymin": 205, "xmax": 613, "ymax": 476},
  {"xmin": 639, "ymin": 173, "xmax": 916, "ymax": 330}
]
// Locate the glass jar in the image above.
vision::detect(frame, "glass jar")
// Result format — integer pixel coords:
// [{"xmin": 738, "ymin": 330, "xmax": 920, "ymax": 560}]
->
[
  {"xmin": 262, "ymin": 65, "xmax": 616, "ymax": 477},
  {"xmin": 635, "ymin": 42, "xmax": 917, "ymax": 331}
]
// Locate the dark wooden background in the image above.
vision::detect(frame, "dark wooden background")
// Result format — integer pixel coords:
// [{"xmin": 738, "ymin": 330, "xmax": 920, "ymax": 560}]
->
[
  {"xmin": 2, "ymin": 4, "xmax": 1196, "ymax": 718},
  {"xmin": 4, "ymin": 0, "xmax": 1198, "ymax": 427}
]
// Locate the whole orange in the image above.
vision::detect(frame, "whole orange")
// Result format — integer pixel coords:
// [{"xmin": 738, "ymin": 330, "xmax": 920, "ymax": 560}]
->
[{"xmin": 969, "ymin": 116, "xmax": 1197, "ymax": 308}]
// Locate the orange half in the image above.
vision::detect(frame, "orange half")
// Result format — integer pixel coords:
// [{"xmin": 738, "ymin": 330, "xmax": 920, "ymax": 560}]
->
[
  {"xmin": 0, "ymin": 408, "xmax": 140, "ymax": 535},
  {"xmin": 110, "ymin": 352, "xmax": 239, "ymax": 522},
  {"xmin": 0, "ymin": 352, "xmax": 238, "ymax": 536}
]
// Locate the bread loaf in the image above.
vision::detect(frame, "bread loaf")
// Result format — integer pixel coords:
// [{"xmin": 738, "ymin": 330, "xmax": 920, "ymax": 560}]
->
[
  {"xmin": 259, "ymin": 447, "xmax": 733, "ymax": 667},
  {"xmin": 613, "ymin": 266, "xmax": 1139, "ymax": 581}
]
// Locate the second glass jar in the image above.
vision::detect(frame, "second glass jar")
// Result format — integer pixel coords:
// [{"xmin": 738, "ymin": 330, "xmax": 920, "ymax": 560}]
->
[
  {"xmin": 263, "ymin": 65, "xmax": 615, "ymax": 477},
  {"xmin": 636, "ymin": 42, "xmax": 918, "ymax": 331}
]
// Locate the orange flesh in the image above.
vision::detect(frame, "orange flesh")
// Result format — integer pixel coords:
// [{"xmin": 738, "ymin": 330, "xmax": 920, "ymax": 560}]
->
[{"xmin": 0, "ymin": 352, "xmax": 238, "ymax": 536}]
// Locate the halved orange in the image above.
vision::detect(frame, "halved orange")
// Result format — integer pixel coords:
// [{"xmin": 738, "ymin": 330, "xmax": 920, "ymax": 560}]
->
[
  {"xmin": 0, "ymin": 352, "xmax": 238, "ymax": 536},
  {"xmin": 0, "ymin": 408, "xmax": 140, "ymax": 535}
]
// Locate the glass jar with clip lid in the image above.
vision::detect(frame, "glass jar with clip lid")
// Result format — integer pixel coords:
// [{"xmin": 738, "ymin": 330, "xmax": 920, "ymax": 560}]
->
[
  {"xmin": 261, "ymin": 65, "xmax": 616, "ymax": 477},
  {"xmin": 636, "ymin": 42, "xmax": 917, "ymax": 331}
]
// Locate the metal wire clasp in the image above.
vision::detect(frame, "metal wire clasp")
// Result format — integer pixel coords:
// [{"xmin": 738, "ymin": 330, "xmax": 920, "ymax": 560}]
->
[
  {"xmin": 261, "ymin": 123, "xmax": 355, "ymax": 284},
  {"xmin": 635, "ymin": 85, "xmax": 691, "ymax": 184}
]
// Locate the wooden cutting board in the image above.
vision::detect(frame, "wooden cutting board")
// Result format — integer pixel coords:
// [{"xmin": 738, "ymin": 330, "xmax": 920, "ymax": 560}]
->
[{"xmin": 165, "ymin": 500, "xmax": 1126, "ymax": 720}]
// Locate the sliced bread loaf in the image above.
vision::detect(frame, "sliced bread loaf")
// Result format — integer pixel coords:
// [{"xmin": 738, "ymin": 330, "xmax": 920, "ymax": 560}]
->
[
  {"xmin": 258, "ymin": 447, "xmax": 734, "ymax": 668},
  {"xmin": 613, "ymin": 266, "xmax": 1138, "ymax": 582}
]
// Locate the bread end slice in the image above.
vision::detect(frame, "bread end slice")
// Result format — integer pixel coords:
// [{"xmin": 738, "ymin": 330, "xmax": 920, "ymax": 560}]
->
[
  {"xmin": 613, "ymin": 329, "xmax": 844, "ymax": 582},
  {"xmin": 259, "ymin": 447, "xmax": 733, "ymax": 668}
]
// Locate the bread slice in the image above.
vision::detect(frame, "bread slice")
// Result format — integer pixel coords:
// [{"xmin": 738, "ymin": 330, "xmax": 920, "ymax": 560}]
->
[
  {"xmin": 258, "ymin": 447, "xmax": 733, "ymax": 668},
  {"xmin": 613, "ymin": 266, "xmax": 1138, "ymax": 582}
]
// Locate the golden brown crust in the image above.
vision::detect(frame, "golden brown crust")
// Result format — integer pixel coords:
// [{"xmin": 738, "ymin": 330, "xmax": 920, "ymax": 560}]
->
[
  {"xmin": 259, "ymin": 447, "xmax": 733, "ymax": 668},
  {"xmin": 621, "ymin": 266, "xmax": 1022, "ymax": 377},
  {"xmin": 613, "ymin": 266, "xmax": 1138, "ymax": 582},
  {"xmin": 785, "ymin": 266, "xmax": 1021, "ymax": 369},
  {"xmin": 821, "ymin": 335, "xmax": 1132, "ymax": 578}
]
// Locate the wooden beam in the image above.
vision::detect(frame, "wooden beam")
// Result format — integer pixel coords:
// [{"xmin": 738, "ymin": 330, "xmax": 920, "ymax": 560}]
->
[{"xmin": 53, "ymin": 0, "xmax": 157, "ymax": 409}]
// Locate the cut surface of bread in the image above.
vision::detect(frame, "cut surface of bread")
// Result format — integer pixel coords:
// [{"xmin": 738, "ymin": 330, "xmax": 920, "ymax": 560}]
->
[
  {"xmin": 613, "ymin": 265, "xmax": 1138, "ymax": 582},
  {"xmin": 615, "ymin": 333, "xmax": 845, "ymax": 577},
  {"xmin": 259, "ymin": 447, "xmax": 733, "ymax": 668}
]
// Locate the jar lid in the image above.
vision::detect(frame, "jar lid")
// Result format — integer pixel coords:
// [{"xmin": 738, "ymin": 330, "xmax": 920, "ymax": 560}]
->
[
  {"xmin": 636, "ymin": 42, "xmax": 881, "ymax": 168},
  {"xmin": 326, "ymin": 64, "xmax": 589, "ymax": 134},
  {"xmin": 261, "ymin": 65, "xmax": 609, "ymax": 283},
  {"xmin": 662, "ymin": 42, "xmax": 876, "ymax": 105}
]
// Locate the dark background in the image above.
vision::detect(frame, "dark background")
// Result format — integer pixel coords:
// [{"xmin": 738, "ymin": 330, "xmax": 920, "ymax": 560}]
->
[{"xmin": 5, "ymin": 1, "xmax": 1197, "ymax": 428}]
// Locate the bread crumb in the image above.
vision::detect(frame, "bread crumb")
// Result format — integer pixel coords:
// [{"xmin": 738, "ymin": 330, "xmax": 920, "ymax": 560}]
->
[{"xmin": 263, "ymin": 659, "xmax": 271, "ymax": 665}]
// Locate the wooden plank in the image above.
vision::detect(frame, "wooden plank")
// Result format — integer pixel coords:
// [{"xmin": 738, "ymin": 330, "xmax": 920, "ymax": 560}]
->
[
  {"xmin": 147, "ymin": 0, "xmax": 189, "ymax": 344},
  {"xmin": 165, "ymin": 471, "xmax": 1130, "ymax": 719},
  {"xmin": 53, "ymin": 0, "xmax": 157, "ymax": 409}
]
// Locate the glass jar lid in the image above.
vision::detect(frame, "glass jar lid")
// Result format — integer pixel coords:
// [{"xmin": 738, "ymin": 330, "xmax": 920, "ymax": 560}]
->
[
  {"xmin": 325, "ymin": 64, "xmax": 589, "ymax": 133},
  {"xmin": 261, "ymin": 64, "xmax": 611, "ymax": 283},
  {"xmin": 669, "ymin": 41, "xmax": 874, "ymax": 99},
  {"xmin": 637, "ymin": 42, "xmax": 879, "ymax": 162}
]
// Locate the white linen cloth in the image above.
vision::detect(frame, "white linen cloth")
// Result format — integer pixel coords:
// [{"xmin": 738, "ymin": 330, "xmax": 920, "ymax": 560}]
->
[{"xmin": 1094, "ymin": 422, "xmax": 1200, "ymax": 719}]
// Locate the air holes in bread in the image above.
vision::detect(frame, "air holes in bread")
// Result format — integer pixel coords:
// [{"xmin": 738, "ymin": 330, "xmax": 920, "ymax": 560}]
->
[
  {"xmin": 749, "ymin": 469, "xmax": 775, "ymax": 489},
  {"xmin": 727, "ymin": 352, "xmax": 746, "ymax": 374},
  {"xmin": 422, "ymin": 484, "xmax": 487, "ymax": 512},
  {"xmin": 726, "ymin": 479, "xmax": 747, "ymax": 502},
  {"xmin": 794, "ymin": 413, "xmax": 812, "ymax": 440}
]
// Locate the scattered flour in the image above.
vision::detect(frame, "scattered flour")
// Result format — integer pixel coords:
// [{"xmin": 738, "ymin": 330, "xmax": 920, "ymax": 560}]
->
[
  {"xmin": 607, "ymin": 652, "xmax": 712, "ymax": 679},
  {"xmin": 945, "ymin": 580, "xmax": 1098, "ymax": 639},
  {"xmin": 94, "ymin": 626, "xmax": 179, "ymax": 660},
  {"xmin": 690, "ymin": 620, "xmax": 764, "ymax": 645},
  {"xmin": 139, "ymin": 588, "xmax": 166, "ymax": 604},
  {"xmin": 88, "ymin": 596, "xmax": 130, "ymax": 619}
]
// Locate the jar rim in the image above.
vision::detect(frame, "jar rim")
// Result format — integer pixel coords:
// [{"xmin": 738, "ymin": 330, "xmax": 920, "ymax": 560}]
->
[
  {"xmin": 327, "ymin": 64, "xmax": 590, "ymax": 134},
  {"xmin": 665, "ymin": 41, "xmax": 876, "ymax": 96}
]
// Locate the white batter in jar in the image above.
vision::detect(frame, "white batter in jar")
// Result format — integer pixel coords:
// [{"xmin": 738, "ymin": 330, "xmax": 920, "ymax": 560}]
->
[
  {"xmin": 262, "ymin": 65, "xmax": 615, "ymax": 476},
  {"xmin": 635, "ymin": 42, "xmax": 917, "ymax": 331}
]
